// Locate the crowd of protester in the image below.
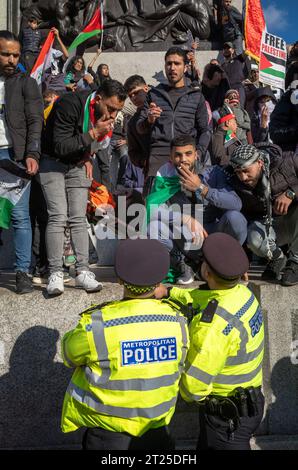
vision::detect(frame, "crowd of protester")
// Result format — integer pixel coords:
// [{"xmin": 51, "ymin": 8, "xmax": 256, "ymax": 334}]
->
[
  {"xmin": 1, "ymin": 3, "xmax": 298, "ymax": 296},
  {"xmin": 1, "ymin": 3, "xmax": 296, "ymax": 452}
]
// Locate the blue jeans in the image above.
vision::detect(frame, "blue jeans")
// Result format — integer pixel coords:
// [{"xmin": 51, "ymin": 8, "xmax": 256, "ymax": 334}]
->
[
  {"xmin": 148, "ymin": 206, "xmax": 203, "ymax": 263},
  {"xmin": 205, "ymin": 210, "xmax": 248, "ymax": 245},
  {"xmin": 0, "ymin": 149, "xmax": 32, "ymax": 272}
]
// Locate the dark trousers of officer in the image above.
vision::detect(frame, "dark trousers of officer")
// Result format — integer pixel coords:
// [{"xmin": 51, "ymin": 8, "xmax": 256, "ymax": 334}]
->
[
  {"xmin": 197, "ymin": 392, "xmax": 265, "ymax": 450},
  {"xmin": 83, "ymin": 425, "xmax": 175, "ymax": 451}
]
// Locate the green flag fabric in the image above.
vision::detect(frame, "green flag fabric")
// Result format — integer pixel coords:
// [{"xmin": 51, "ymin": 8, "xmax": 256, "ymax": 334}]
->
[
  {"xmin": 146, "ymin": 162, "xmax": 181, "ymax": 224},
  {"xmin": 68, "ymin": 6, "xmax": 103, "ymax": 52}
]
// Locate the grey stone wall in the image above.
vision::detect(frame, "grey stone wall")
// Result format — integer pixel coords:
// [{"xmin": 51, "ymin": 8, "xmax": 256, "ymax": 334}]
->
[
  {"xmin": 0, "ymin": 0, "xmax": 7, "ymax": 30},
  {"xmin": 84, "ymin": 50, "xmax": 223, "ymax": 88},
  {"xmin": 0, "ymin": 277, "xmax": 297, "ymax": 449}
]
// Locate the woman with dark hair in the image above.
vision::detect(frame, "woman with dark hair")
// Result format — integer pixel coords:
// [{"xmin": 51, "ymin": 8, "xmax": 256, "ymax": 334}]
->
[
  {"xmin": 87, "ymin": 51, "xmax": 112, "ymax": 88},
  {"xmin": 64, "ymin": 55, "xmax": 94, "ymax": 91}
]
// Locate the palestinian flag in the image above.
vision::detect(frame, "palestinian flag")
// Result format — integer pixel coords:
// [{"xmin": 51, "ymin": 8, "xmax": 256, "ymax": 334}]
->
[
  {"xmin": 224, "ymin": 130, "xmax": 237, "ymax": 147},
  {"xmin": 146, "ymin": 162, "xmax": 181, "ymax": 224},
  {"xmin": 260, "ymin": 53, "xmax": 286, "ymax": 80},
  {"xmin": 244, "ymin": 0, "xmax": 266, "ymax": 61},
  {"xmin": 68, "ymin": 5, "xmax": 103, "ymax": 52},
  {"xmin": 83, "ymin": 92, "xmax": 113, "ymax": 151},
  {"xmin": 0, "ymin": 160, "xmax": 31, "ymax": 229},
  {"xmin": 31, "ymin": 30, "xmax": 55, "ymax": 84},
  {"xmin": 259, "ymin": 31, "xmax": 286, "ymax": 89}
]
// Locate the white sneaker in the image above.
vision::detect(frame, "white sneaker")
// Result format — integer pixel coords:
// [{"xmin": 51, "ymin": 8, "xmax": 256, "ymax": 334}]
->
[
  {"xmin": 47, "ymin": 271, "xmax": 64, "ymax": 295},
  {"xmin": 75, "ymin": 271, "xmax": 103, "ymax": 292}
]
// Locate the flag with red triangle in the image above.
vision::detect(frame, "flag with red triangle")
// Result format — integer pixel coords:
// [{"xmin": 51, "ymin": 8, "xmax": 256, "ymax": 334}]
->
[
  {"xmin": 224, "ymin": 130, "xmax": 237, "ymax": 147},
  {"xmin": 259, "ymin": 53, "xmax": 272, "ymax": 71},
  {"xmin": 259, "ymin": 31, "xmax": 286, "ymax": 90},
  {"xmin": 68, "ymin": 3, "xmax": 103, "ymax": 52}
]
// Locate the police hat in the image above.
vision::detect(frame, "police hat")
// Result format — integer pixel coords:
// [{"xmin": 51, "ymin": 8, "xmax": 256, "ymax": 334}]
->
[
  {"xmin": 115, "ymin": 239, "xmax": 170, "ymax": 286},
  {"xmin": 202, "ymin": 233, "xmax": 249, "ymax": 280}
]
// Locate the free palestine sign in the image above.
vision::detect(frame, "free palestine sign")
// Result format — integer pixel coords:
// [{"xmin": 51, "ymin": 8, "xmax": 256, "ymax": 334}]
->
[{"xmin": 259, "ymin": 31, "xmax": 286, "ymax": 90}]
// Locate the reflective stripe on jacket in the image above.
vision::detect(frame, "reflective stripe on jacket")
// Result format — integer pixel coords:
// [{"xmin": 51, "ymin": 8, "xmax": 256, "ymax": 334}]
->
[
  {"xmin": 61, "ymin": 298, "xmax": 189, "ymax": 436},
  {"xmin": 169, "ymin": 284, "xmax": 264, "ymax": 401}
]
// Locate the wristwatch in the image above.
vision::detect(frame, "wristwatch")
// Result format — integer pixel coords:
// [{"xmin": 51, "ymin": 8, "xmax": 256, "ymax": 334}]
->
[
  {"xmin": 285, "ymin": 189, "xmax": 296, "ymax": 200},
  {"xmin": 195, "ymin": 184, "xmax": 208, "ymax": 201},
  {"xmin": 196, "ymin": 183, "xmax": 206, "ymax": 195}
]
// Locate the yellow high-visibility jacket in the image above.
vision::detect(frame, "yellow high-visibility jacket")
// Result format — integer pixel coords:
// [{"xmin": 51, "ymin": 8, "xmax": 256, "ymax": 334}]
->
[
  {"xmin": 61, "ymin": 298, "xmax": 189, "ymax": 436},
  {"xmin": 168, "ymin": 284, "xmax": 264, "ymax": 402}
]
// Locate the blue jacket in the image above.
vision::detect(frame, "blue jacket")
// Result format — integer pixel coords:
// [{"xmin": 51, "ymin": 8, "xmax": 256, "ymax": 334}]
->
[
  {"xmin": 20, "ymin": 27, "xmax": 42, "ymax": 54},
  {"xmin": 198, "ymin": 165, "xmax": 242, "ymax": 224},
  {"xmin": 136, "ymin": 83, "xmax": 211, "ymax": 176}
]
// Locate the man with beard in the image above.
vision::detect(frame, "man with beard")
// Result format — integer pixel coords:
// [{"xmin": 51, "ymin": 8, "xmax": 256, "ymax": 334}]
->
[
  {"xmin": 229, "ymin": 145, "xmax": 298, "ymax": 286},
  {"xmin": 147, "ymin": 135, "xmax": 243, "ymax": 284},
  {"xmin": 220, "ymin": 42, "xmax": 250, "ymax": 107},
  {"xmin": 0, "ymin": 30, "xmax": 43, "ymax": 294},
  {"xmin": 137, "ymin": 46, "xmax": 211, "ymax": 194},
  {"xmin": 39, "ymin": 79, "xmax": 127, "ymax": 295}
]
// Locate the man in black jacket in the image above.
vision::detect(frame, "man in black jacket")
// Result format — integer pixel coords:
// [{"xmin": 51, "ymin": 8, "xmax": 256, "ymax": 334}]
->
[
  {"xmin": 221, "ymin": 42, "xmax": 250, "ymax": 106},
  {"xmin": 39, "ymin": 80, "xmax": 127, "ymax": 295},
  {"xmin": 229, "ymin": 144, "xmax": 298, "ymax": 286},
  {"xmin": 217, "ymin": 0, "xmax": 243, "ymax": 55},
  {"xmin": 0, "ymin": 30, "xmax": 43, "ymax": 294},
  {"xmin": 201, "ymin": 63, "xmax": 230, "ymax": 111},
  {"xmin": 124, "ymin": 74, "xmax": 150, "ymax": 171},
  {"xmin": 136, "ymin": 47, "xmax": 211, "ymax": 192},
  {"xmin": 269, "ymin": 62, "xmax": 298, "ymax": 152}
]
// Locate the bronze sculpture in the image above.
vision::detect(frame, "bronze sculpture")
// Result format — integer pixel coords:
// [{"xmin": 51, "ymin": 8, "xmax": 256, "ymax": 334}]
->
[
  {"xmin": 20, "ymin": 0, "xmax": 94, "ymax": 37},
  {"xmin": 20, "ymin": 0, "xmax": 213, "ymax": 52},
  {"xmin": 120, "ymin": 0, "xmax": 145, "ymax": 16}
]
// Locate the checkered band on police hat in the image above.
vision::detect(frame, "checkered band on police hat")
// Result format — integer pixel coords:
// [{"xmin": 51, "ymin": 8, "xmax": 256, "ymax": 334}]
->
[
  {"xmin": 230, "ymin": 145, "xmax": 262, "ymax": 169},
  {"xmin": 123, "ymin": 283, "xmax": 155, "ymax": 295}
]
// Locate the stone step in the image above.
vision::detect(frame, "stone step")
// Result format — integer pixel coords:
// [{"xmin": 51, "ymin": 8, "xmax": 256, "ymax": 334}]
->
[{"xmin": 0, "ymin": 272, "xmax": 298, "ymax": 448}]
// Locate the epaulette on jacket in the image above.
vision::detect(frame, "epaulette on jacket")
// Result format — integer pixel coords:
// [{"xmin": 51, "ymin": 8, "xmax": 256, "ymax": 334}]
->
[
  {"xmin": 162, "ymin": 298, "xmax": 199, "ymax": 324},
  {"xmin": 80, "ymin": 302, "xmax": 112, "ymax": 316}
]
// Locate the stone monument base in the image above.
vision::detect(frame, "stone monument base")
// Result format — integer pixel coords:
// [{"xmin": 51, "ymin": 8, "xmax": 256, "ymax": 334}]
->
[
  {"xmin": 84, "ymin": 50, "xmax": 222, "ymax": 87},
  {"xmin": 0, "ymin": 272, "xmax": 298, "ymax": 449}
]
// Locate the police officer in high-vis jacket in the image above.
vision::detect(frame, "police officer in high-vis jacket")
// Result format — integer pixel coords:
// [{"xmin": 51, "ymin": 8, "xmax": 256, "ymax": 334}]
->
[
  {"xmin": 156, "ymin": 232, "xmax": 265, "ymax": 450},
  {"xmin": 61, "ymin": 239, "xmax": 189, "ymax": 450}
]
